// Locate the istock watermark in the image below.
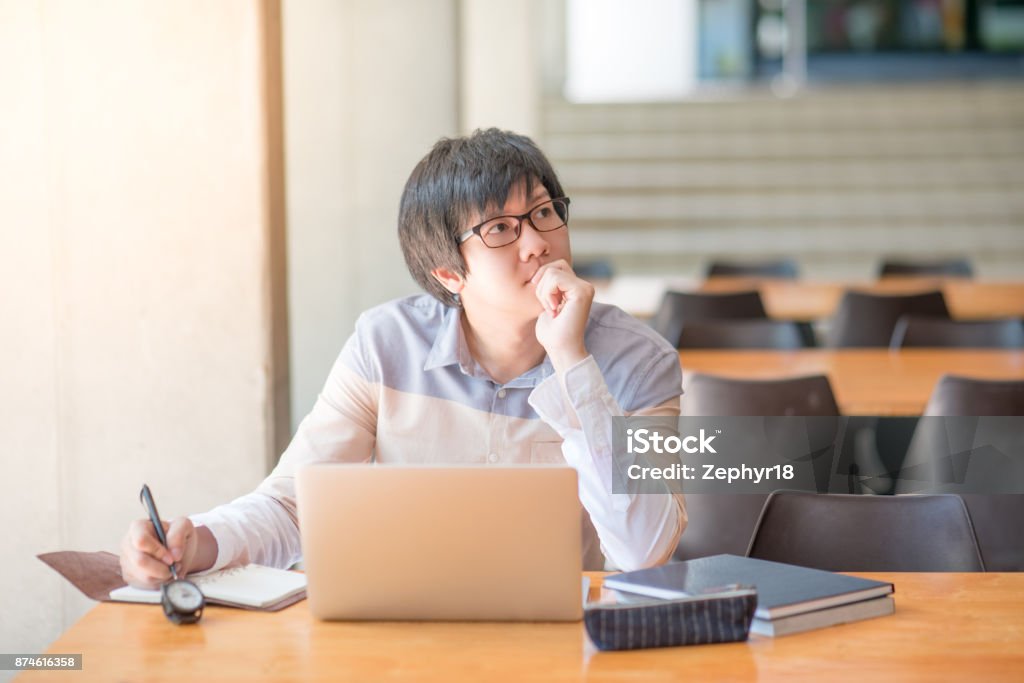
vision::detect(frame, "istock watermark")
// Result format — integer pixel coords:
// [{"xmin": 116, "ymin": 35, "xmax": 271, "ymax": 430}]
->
[
  {"xmin": 626, "ymin": 427, "xmax": 718, "ymax": 454},
  {"xmin": 611, "ymin": 416, "xmax": 1024, "ymax": 495}
]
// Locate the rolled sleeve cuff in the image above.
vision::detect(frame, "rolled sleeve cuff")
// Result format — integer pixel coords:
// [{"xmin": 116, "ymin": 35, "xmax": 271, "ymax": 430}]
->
[
  {"xmin": 188, "ymin": 512, "xmax": 241, "ymax": 574},
  {"xmin": 529, "ymin": 355, "xmax": 628, "ymax": 511},
  {"xmin": 529, "ymin": 355, "xmax": 603, "ymax": 433}
]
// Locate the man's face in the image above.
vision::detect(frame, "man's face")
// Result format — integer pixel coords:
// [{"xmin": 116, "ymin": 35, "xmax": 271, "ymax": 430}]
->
[{"xmin": 456, "ymin": 180, "xmax": 571, "ymax": 322}]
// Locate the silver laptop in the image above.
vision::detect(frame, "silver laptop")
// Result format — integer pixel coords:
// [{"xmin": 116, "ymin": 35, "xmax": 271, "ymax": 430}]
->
[{"xmin": 296, "ymin": 464, "xmax": 583, "ymax": 621}]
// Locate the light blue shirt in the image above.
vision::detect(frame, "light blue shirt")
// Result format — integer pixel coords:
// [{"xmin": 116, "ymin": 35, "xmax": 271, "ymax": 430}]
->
[{"xmin": 193, "ymin": 295, "xmax": 687, "ymax": 571}]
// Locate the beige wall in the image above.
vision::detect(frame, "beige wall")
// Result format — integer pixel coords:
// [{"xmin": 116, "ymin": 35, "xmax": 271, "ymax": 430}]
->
[
  {"xmin": 0, "ymin": 0, "xmax": 285, "ymax": 665},
  {"xmin": 0, "ymin": 0, "xmax": 62, "ymax": 660},
  {"xmin": 283, "ymin": 0, "xmax": 459, "ymax": 424},
  {"xmin": 460, "ymin": 0, "xmax": 539, "ymax": 136}
]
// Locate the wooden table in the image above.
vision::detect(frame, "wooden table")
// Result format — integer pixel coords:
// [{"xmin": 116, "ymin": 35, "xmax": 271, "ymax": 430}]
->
[
  {"xmin": 21, "ymin": 573, "xmax": 1024, "ymax": 682},
  {"xmin": 702, "ymin": 277, "xmax": 1024, "ymax": 322},
  {"xmin": 595, "ymin": 276, "xmax": 1024, "ymax": 321},
  {"xmin": 679, "ymin": 348, "xmax": 1024, "ymax": 415}
]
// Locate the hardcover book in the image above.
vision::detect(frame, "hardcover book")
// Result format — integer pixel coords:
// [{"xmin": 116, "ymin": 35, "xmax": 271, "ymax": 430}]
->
[{"xmin": 604, "ymin": 554, "xmax": 893, "ymax": 623}]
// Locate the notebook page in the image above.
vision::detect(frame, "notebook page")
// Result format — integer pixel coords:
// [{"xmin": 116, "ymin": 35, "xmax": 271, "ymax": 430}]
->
[
  {"xmin": 109, "ymin": 585, "xmax": 161, "ymax": 604},
  {"xmin": 108, "ymin": 565, "xmax": 306, "ymax": 608},
  {"xmin": 193, "ymin": 565, "xmax": 307, "ymax": 608}
]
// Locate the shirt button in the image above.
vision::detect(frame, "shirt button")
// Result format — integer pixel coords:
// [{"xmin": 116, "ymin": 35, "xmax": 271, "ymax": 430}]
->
[
  {"xmin": 488, "ymin": 453, "xmax": 499, "ymax": 463},
  {"xmin": 497, "ymin": 389, "xmax": 507, "ymax": 399}
]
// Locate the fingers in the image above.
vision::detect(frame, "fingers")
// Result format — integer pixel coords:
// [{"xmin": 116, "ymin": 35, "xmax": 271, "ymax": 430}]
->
[
  {"xmin": 532, "ymin": 261, "xmax": 591, "ymax": 318},
  {"xmin": 120, "ymin": 518, "xmax": 178, "ymax": 589},
  {"xmin": 126, "ymin": 548, "xmax": 174, "ymax": 588},
  {"xmin": 165, "ymin": 517, "xmax": 195, "ymax": 565},
  {"xmin": 529, "ymin": 259, "xmax": 571, "ymax": 288},
  {"xmin": 128, "ymin": 518, "xmax": 174, "ymax": 565},
  {"xmin": 531, "ymin": 262, "xmax": 566, "ymax": 316}
]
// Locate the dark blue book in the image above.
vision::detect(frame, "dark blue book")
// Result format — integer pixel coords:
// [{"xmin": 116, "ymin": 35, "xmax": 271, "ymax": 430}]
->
[{"xmin": 604, "ymin": 554, "xmax": 893, "ymax": 621}]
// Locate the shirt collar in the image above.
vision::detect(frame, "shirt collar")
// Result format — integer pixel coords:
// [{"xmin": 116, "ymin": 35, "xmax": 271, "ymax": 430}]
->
[
  {"xmin": 423, "ymin": 304, "xmax": 463, "ymax": 372},
  {"xmin": 422, "ymin": 305, "xmax": 554, "ymax": 387}
]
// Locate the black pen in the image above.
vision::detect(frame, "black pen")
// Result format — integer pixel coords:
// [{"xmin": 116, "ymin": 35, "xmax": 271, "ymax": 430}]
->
[{"xmin": 140, "ymin": 484, "xmax": 178, "ymax": 581}]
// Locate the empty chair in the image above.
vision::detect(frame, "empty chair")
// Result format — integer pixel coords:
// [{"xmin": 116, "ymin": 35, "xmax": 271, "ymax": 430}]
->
[
  {"xmin": 954, "ymin": 496, "xmax": 1024, "ymax": 572},
  {"xmin": 673, "ymin": 494, "xmax": 771, "ymax": 561},
  {"xmin": 572, "ymin": 259, "xmax": 614, "ymax": 280},
  {"xmin": 902, "ymin": 375, "xmax": 1024, "ymax": 571},
  {"xmin": 828, "ymin": 290, "xmax": 949, "ymax": 348},
  {"xmin": 890, "ymin": 316, "xmax": 1024, "ymax": 349},
  {"xmin": 706, "ymin": 259, "xmax": 799, "ymax": 279},
  {"xmin": 924, "ymin": 375, "xmax": 1024, "ymax": 416},
  {"xmin": 677, "ymin": 319, "xmax": 814, "ymax": 349},
  {"xmin": 879, "ymin": 258, "xmax": 973, "ymax": 278},
  {"xmin": 682, "ymin": 374, "xmax": 839, "ymax": 417},
  {"xmin": 650, "ymin": 290, "xmax": 766, "ymax": 347},
  {"xmin": 746, "ymin": 491, "xmax": 985, "ymax": 571},
  {"xmin": 674, "ymin": 374, "xmax": 840, "ymax": 562}
]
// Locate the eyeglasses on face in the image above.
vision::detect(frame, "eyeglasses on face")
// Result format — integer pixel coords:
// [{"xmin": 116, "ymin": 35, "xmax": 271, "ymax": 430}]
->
[{"xmin": 457, "ymin": 197, "xmax": 571, "ymax": 249}]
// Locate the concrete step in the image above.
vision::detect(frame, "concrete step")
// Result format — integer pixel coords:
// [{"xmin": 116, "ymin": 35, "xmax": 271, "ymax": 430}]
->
[
  {"xmin": 543, "ymin": 84, "xmax": 1024, "ymax": 133},
  {"xmin": 574, "ymin": 251, "xmax": 1024, "ymax": 279},
  {"xmin": 557, "ymin": 158, "xmax": 1024, "ymax": 191},
  {"xmin": 545, "ymin": 129, "xmax": 1024, "ymax": 161},
  {"xmin": 545, "ymin": 103, "xmax": 1024, "ymax": 134},
  {"xmin": 543, "ymin": 84, "xmax": 1024, "ymax": 279},
  {"xmin": 545, "ymin": 82, "xmax": 1024, "ymax": 108},
  {"xmin": 568, "ymin": 188, "xmax": 1024, "ymax": 223},
  {"xmin": 569, "ymin": 222, "xmax": 1024, "ymax": 256}
]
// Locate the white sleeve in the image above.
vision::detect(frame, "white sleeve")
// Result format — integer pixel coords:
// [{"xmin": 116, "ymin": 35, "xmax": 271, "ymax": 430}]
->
[
  {"xmin": 190, "ymin": 340, "xmax": 378, "ymax": 571},
  {"xmin": 528, "ymin": 355, "xmax": 686, "ymax": 571},
  {"xmin": 189, "ymin": 492, "xmax": 302, "ymax": 572}
]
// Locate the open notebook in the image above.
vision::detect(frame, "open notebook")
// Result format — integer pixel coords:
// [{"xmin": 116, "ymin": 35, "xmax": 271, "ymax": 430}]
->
[{"xmin": 110, "ymin": 564, "xmax": 307, "ymax": 610}]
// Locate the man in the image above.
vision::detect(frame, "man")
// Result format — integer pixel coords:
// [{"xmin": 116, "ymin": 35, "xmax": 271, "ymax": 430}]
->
[{"xmin": 120, "ymin": 129, "xmax": 685, "ymax": 588}]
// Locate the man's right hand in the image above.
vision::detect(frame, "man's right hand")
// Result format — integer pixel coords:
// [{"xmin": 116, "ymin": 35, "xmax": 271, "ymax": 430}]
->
[{"xmin": 119, "ymin": 517, "xmax": 201, "ymax": 589}]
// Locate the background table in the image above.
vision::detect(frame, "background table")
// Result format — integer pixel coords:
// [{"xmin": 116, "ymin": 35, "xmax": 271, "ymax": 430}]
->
[
  {"xmin": 701, "ymin": 278, "xmax": 1024, "ymax": 322},
  {"xmin": 595, "ymin": 276, "xmax": 1024, "ymax": 321},
  {"xmin": 679, "ymin": 348, "xmax": 1024, "ymax": 415},
  {"xmin": 21, "ymin": 573, "xmax": 1024, "ymax": 682}
]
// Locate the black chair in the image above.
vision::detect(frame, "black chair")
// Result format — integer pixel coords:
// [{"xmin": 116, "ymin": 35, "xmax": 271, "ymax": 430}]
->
[
  {"xmin": 706, "ymin": 259, "xmax": 799, "ymax": 279},
  {"xmin": 900, "ymin": 375, "xmax": 1024, "ymax": 571},
  {"xmin": 650, "ymin": 290, "xmax": 767, "ymax": 347},
  {"xmin": 573, "ymin": 259, "xmax": 614, "ymax": 280},
  {"xmin": 890, "ymin": 316, "xmax": 1024, "ymax": 349},
  {"xmin": 677, "ymin": 319, "xmax": 814, "ymax": 349},
  {"xmin": 746, "ymin": 491, "xmax": 985, "ymax": 571},
  {"xmin": 674, "ymin": 374, "xmax": 840, "ymax": 562},
  {"xmin": 879, "ymin": 258, "xmax": 973, "ymax": 278},
  {"xmin": 828, "ymin": 290, "xmax": 950, "ymax": 348},
  {"xmin": 924, "ymin": 375, "xmax": 1024, "ymax": 416},
  {"xmin": 681, "ymin": 374, "xmax": 839, "ymax": 417}
]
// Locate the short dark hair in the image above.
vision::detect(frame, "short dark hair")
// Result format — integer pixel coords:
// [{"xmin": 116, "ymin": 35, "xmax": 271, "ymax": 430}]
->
[{"xmin": 398, "ymin": 128, "xmax": 565, "ymax": 307}]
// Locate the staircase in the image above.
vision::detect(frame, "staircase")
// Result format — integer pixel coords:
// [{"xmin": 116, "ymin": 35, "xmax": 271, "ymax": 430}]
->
[{"xmin": 541, "ymin": 82, "xmax": 1024, "ymax": 278}]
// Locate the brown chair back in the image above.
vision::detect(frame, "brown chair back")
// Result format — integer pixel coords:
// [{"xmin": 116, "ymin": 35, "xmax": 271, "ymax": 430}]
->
[
  {"xmin": 911, "ymin": 375, "xmax": 1024, "ymax": 570},
  {"xmin": 677, "ymin": 319, "xmax": 814, "ymax": 349},
  {"xmin": 674, "ymin": 374, "xmax": 840, "ymax": 562},
  {"xmin": 890, "ymin": 316, "xmax": 1024, "ymax": 349},
  {"xmin": 650, "ymin": 290, "xmax": 767, "ymax": 347},
  {"xmin": 829, "ymin": 290, "xmax": 949, "ymax": 347},
  {"xmin": 747, "ymin": 491, "xmax": 985, "ymax": 571},
  {"xmin": 682, "ymin": 373, "xmax": 839, "ymax": 417},
  {"xmin": 925, "ymin": 375, "xmax": 1024, "ymax": 416},
  {"xmin": 706, "ymin": 259, "xmax": 799, "ymax": 279},
  {"xmin": 879, "ymin": 258, "xmax": 973, "ymax": 278}
]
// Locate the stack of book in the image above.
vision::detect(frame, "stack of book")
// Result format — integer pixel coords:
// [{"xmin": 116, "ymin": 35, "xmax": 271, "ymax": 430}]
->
[{"xmin": 603, "ymin": 554, "xmax": 895, "ymax": 637}]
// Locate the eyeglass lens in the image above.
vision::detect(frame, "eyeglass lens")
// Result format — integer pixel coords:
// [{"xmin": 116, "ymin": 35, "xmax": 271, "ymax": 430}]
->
[{"xmin": 479, "ymin": 199, "xmax": 568, "ymax": 248}]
